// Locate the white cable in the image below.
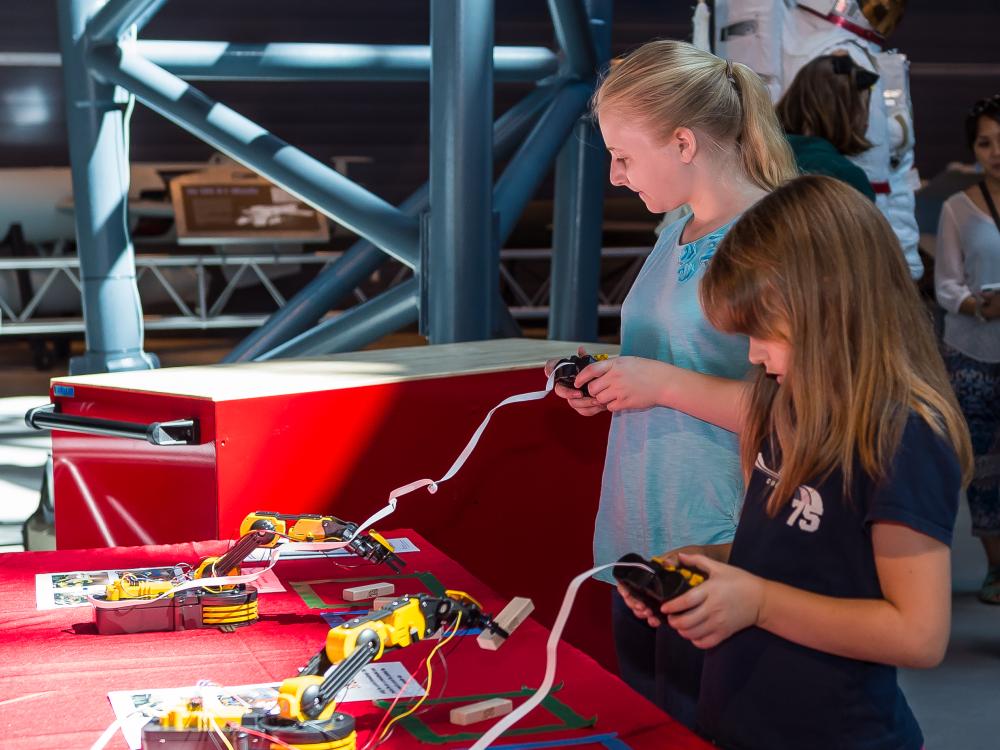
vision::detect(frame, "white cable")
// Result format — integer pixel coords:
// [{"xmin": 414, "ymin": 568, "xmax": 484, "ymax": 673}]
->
[
  {"xmin": 351, "ymin": 365, "xmax": 572, "ymax": 539},
  {"xmin": 469, "ymin": 561, "xmax": 653, "ymax": 750},
  {"xmin": 89, "ymin": 716, "xmax": 123, "ymax": 750},
  {"xmin": 89, "ymin": 708, "xmax": 147, "ymax": 750}
]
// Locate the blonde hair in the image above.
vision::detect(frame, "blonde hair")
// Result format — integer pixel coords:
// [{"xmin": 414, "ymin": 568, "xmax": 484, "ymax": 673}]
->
[
  {"xmin": 700, "ymin": 175, "xmax": 973, "ymax": 513},
  {"xmin": 592, "ymin": 40, "xmax": 797, "ymax": 191}
]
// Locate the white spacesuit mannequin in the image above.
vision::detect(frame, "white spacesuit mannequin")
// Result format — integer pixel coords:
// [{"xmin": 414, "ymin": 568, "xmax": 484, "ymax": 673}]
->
[{"xmin": 708, "ymin": 0, "xmax": 923, "ymax": 279}]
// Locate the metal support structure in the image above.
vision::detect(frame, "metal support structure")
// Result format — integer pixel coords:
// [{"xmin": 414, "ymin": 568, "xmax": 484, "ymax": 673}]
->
[
  {"xmin": 0, "ymin": 244, "xmax": 651, "ymax": 336},
  {"xmin": 258, "ymin": 278, "xmax": 419, "ymax": 360},
  {"xmin": 547, "ymin": 0, "xmax": 600, "ymax": 78},
  {"xmin": 425, "ymin": 0, "xmax": 496, "ymax": 343},
  {"xmin": 56, "ymin": 1, "xmax": 612, "ymax": 365},
  {"xmin": 89, "ymin": 45, "xmax": 421, "ymax": 266},
  {"xmin": 137, "ymin": 41, "xmax": 559, "ymax": 83},
  {"xmin": 550, "ymin": 0, "xmax": 612, "ymax": 341},
  {"xmin": 57, "ymin": 0, "xmax": 158, "ymax": 374},
  {"xmin": 87, "ymin": 0, "xmax": 166, "ymax": 43},
  {"xmin": 494, "ymin": 82, "xmax": 593, "ymax": 244},
  {"xmin": 227, "ymin": 81, "xmax": 559, "ymax": 363}
]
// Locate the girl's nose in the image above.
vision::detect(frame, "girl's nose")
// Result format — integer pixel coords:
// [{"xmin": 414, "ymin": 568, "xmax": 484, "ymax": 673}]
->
[{"xmin": 609, "ymin": 161, "xmax": 627, "ymax": 187}]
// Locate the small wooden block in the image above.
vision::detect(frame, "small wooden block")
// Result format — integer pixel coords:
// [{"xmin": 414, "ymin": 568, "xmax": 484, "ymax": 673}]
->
[
  {"xmin": 476, "ymin": 596, "xmax": 533, "ymax": 651},
  {"xmin": 342, "ymin": 582, "xmax": 394, "ymax": 601},
  {"xmin": 449, "ymin": 697, "xmax": 513, "ymax": 726},
  {"xmin": 371, "ymin": 596, "xmax": 397, "ymax": 610}
]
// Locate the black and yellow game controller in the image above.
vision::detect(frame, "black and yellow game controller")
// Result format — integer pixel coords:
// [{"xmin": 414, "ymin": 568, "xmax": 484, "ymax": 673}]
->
[
  {"xmin": 552, "ymin": 353, "xmax": 609, "ymax": 397},
  {"xmin": 613, "ymin": 552, "xmax": 707, "ymax": 611}
]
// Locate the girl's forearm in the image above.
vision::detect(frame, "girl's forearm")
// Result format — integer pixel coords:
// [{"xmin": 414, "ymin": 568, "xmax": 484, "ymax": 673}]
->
[
  {"xmin": 655, "ymin": 364, "xmax": 749, "ymax": 432},
  {"xmin": 756, "ymin": 580, "xmax": 948, "ymax": 669}
]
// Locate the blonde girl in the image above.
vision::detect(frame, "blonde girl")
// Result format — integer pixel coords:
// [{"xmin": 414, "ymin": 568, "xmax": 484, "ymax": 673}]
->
[
  {"xmin": 549, "ymin": 39, "xmax": 796, "ymax": 725},
  {"xmin": 621, "ymin": 175, "xmax": 972, "ymax": 750}
]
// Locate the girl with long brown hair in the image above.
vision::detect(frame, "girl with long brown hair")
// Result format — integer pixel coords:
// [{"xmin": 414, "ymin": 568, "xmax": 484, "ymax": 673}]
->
[
  {"xmin": 547, "ymin": 39, "xmax": 796, "ymax": 726},
  {"xmin": 776, "ymin": 53, "xmax": 877, "ymax": 200},
  {"xmin": 618, "ymin": 175, "xmax": 972, "ymax": 749}
]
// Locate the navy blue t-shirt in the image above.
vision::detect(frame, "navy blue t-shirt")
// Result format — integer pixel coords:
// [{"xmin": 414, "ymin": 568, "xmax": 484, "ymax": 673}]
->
[{"xmin": 697, "ymin": 415, "xmax": 961, "ymax": 750}]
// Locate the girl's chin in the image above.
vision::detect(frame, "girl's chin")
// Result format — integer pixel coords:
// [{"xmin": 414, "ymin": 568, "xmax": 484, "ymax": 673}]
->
[{"xmin": 638, "ymin": 194, "xmax": 665, "ymax": 213}]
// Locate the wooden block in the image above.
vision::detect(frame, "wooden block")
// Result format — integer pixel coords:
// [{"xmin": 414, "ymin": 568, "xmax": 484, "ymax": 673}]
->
[
  {"xmin": 449, "ymin": 697, "xmax": 513, "ymax": 726},
  {"xmin": 476, "ymin": 596, "xmax": 533, "ymax": 651},
  {"xmin": 342, "ymin": 582, "xmax": 394, "ymax": 601},
  {"xmin": 371, "ymin": 596, "xmax": 398, "ymax": 610}
]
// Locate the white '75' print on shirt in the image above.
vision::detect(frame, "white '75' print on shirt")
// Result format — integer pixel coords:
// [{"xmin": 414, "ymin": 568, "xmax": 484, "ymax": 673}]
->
[{"xmin": 755, "ymin": 452, "xmax": 825, "ymax": 533}]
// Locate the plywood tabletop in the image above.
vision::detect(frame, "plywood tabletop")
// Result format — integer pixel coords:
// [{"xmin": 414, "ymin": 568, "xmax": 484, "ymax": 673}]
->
[{"xmin": 50, "ymin": 339, "xmax": 619, "ymax": 401}]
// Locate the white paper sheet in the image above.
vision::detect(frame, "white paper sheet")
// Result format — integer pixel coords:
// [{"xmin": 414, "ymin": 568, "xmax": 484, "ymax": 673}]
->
[{"xmin": 34, "ymin": 566, "xmax": 285, "ymax": 610}]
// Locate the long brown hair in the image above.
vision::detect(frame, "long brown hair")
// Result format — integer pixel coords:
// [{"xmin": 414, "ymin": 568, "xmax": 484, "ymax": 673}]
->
[
  {"xmin": 776, "ymin": 55, "xmax": 873, "ymax": 156},
  {"xmin": 592, "ymin": 40, "xmax": 797, "ymax": 191},
  {"xmin": 700, "ymin": 175, "xmax": 973, "ymax": 512}
]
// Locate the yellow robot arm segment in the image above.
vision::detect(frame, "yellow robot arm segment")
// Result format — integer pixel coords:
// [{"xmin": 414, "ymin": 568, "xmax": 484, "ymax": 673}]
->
[
  {"xmin": 239, "ymin": 512, "xmax": 288, "ymax": 544},
  {"xmin": 239, "ymin": 511, "xmax": 343, "ymax": 545},
  {"xmin": 325, "ymin": 598, "xmax": 430, "ymax": 663},
  {"xmin": 275, "ymin": 675, "xmax": 337, "ymax": 722},
  {"xmin": 103, "ymin": 573, "xmax": 175, "ymax": 601},
  {"xmin": 158, "ymin": 697, "xmax": 247, "ymax": 732}
]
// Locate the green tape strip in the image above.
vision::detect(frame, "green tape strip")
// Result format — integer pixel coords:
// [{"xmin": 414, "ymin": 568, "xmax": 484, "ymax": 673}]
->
[
  {"xmin": 373, "ymin": 684, "xmax": 597, "ymax": 744},
  {"xmin": 290, "ymin": 572, "xmax": 446, "ymax": 609}
]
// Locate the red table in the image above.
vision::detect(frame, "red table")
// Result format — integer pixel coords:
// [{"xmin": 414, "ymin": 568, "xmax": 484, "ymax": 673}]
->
[{"xmin": 0, "ymin": 531, "xmax": 710, "ymax": 750}]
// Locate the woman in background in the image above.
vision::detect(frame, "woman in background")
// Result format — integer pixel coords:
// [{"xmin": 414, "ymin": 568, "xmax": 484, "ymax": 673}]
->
[{"xmin": 935, "ymin": 94, "xmax": 1000, "ymax": 604}]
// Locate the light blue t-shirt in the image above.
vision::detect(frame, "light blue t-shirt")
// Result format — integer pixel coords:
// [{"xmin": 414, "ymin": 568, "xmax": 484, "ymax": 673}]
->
[{"xmin": 594, "ymin": 214, "xmax": 751, "ymax": 581}]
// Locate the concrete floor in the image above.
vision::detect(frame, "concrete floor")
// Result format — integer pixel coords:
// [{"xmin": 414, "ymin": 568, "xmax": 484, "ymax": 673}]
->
[{"xmin": 0, "ymin": 335, "xmax": 997, "ymax": 746}]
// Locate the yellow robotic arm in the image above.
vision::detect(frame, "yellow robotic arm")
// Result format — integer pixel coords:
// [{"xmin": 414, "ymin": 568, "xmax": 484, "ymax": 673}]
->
[
  {"xmin": 138, "ymin": 591, "xmax": 508, "ymax": 750},
  {"xmin": 277, "ymin": 591, "xmax": 508, "ymax": 723}
]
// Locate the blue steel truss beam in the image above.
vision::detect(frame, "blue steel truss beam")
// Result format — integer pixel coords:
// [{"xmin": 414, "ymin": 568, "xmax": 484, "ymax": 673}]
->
[
  {"xmin": 550, "ymin": 0, "xmax": 612, "ymax": 341},
  {"xmin": 87, "ymin": 0, "xmax": 167, "ymax": 43},
  {"xmin": 258, "ymin": 278, "xmax": 420, "ymax": 360},
  {"xmin": 136, "ymin": 41, "xmax": 559, "ymax": 83},
  {"xmin": 494, "ymin": 82, "xmax": 593, "ymax": 244},
  {"xmin": 88, "ymin": 45, "xmax": 421, "ymax": 266},
  {"xmin": 227, "ymin": 80, "xmax": 560, "ymax": 364},
  {"xmin": 425, "ymin": 0, "xmax": 496, "ymax": 344},
  {"xmin": 57, "ymin": 0, "xmax": 158, "ymax": 374},
  {"xmin": 547, "ymin": 0, "xmax": 599, "ymax": 79}
]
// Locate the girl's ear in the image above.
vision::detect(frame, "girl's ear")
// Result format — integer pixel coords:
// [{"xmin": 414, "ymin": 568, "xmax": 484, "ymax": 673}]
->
[{"xmin": 675, "ymin": 127, "xmax": 698, "ymax": 164}]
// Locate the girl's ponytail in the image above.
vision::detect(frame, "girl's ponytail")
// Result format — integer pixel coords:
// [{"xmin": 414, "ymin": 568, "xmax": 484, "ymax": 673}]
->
[{"xmin": 731, "ymin": 61, "xmax": 798, "ymax": 191}]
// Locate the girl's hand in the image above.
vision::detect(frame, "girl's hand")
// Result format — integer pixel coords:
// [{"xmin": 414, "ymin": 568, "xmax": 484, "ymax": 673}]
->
[
  {"xmin": 545, "ymin": 346, "xmax": 608, "ymax": 417},
  {"xmin": 616, "ymin": 583, "xmax": 662, "ymax": 627},
  {"xmin": 659, "ymin": 552, "xmax": 766, "ymax": 649},
  {"xmin": 979, "ymin": 292, "xmax": 1000, "ymax": 321},
  {"xmin": 581, "ymin": 356, "xmax": 667, "ymax": 412}
]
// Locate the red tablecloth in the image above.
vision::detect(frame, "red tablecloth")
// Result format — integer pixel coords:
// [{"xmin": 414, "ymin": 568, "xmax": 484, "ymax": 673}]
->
[{"xmin": 0, "ymin": 530, "xmax": 710, "ymax": 750}]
